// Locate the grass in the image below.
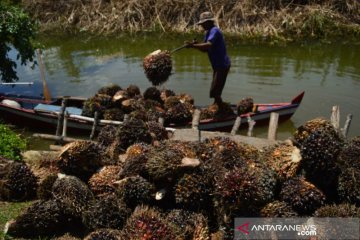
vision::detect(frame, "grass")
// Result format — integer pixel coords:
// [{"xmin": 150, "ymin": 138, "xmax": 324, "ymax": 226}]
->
[{"xmin": 0, "ymin": 201, "xmax": 34, "ymax": 240}]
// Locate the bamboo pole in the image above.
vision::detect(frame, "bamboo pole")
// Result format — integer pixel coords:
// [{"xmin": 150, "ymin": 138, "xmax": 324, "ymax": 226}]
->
[
  {"xmin": 36, "ymin": 49, "xmax": 52, "ymax": 102},
  {"xmin": 33, "ymin": 133, "xmax": 80, "ymax": 143},
  {"xmin": 330, "ymin": 105, "xmax": 340, "ymax": 133},
  {"xmin": 267, "ymin": 112, "xmax": 279, "ymax": 141},
  {"xmin": 191, "ymin": 109, "xmax": 201, "ymax": 130},
  {"xmin": 231, "ymin": 116, "xmax": 241, "ymax": 136},
  {"xmin": 56, "ymin": 98, "xmax": 67, "ymax": 136},
  {"xmin": 247, "ymin": 116, "xmax": 256, "ymax": 137},
  {"xmin": 90, "ymin": 111, "xmax": 99, "ymax": 140},
  {"xmin": 62, "ymin": 111, "xmax": 69, "ymax": 137}
]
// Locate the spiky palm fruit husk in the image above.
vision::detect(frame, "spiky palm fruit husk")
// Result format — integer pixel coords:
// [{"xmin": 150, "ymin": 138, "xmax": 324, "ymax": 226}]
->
[
  {"xmin": 337, "ymin": 136, "xmax": 360, "ymax": 170},
  {"xmin": 97, "ymin": 84, "xmax": 122, "ymax": 97},
  {"xmin": 160, "ymin": 140, "xmax": 197, "ymax": 158},
  {"xmin": 280, "ymin": 176, "xmax": 326, "ymax": 215},
  {"xmin": 121, "ymin": 98, "xmax": 146, "ymax": 114},
  {"xmin": 104, "ymin": 139, "xmax": 125, "ymax": 164},
  {"xmin": 82, "ymin": 194, "xmax": 131, "ymax": 230},
  {"xmin": 165, "ymin": 102, "xmax": 193, "ymax": 125},
  {"xmin": 126, "ymin": 84, "xmax": 141, "ymax": 98},
  {"xmin": 115, "ymin": 118, "xmax": 152, "ymax": 152},
  {"xmin": 299, "ymin": 128, "xmax": 343, "ymax": 199},
  {"xmin": 52, "ymin": 175, "xmax": 95, "ymax": 218},
  {"xmin": 129, "ymin": 109, "xmax": 148, "ymax": 121},
  {"xmin": 82, "ymin": 94, "xmax": 113, "ymax": 118},
  {"xmin": 315, "ymin": 203, "xmax": 360, "ymax": 217},
  {"xmin": 143, "ymin": 50, "xmax": 172, "ymax": 86},
  {"xmin": 178, "ymin": 93, "xmax": 195, "ymax": 105},
  {"xmin": 338, "ymin": 167, "xmax": 360, "ymax": 206},
  {"xmin": 88, "ymin": 165, "xmax": 122, "ymax": 197},
  {"xmin": 191, "ymin": 141, "xmax": 216, "ymax": 162},
  {"xmin": 237, "ymin": 142, "xmax": 261, "ymax": 163},
  {"xmin": 84, "ymin": 229, "xmax": 124, "ymax": 240},
  {"xmin": 97, "ymin": 125, "xmax": 117, "ymax": 146},
  {"xmin": 237, "ymin": 97, "xmax": 254, "ymax": 115},
  {"xmin": 174, "ymin": 167, "xmax": 214, "ymax": 211},
  {"xmin": 122, "ymin": 206, "xmax": 179, "ymax": 240},
  {"xmin": 260, "ymin": 201, "xmax": 298, "ymax": 217},
  {"xmin": 5, "ymin": 200, "xmax": 76, "ymax": 238},
  {"xmin": 262, "ymin": 142, "xmax": 302, "ymax": 183},
  {"xmin": 126, "ymin": 143, "xmax": 151, "ymax": 159},
  {"xmin": 37, "ymin": 173, "xmax": 58, "ymax": 200},
  {"xmin": 143, "ymin": 86, "xmax": 163, "ymax": 103},
  {"xmin": 200, "ymin": 102, "xmax": 235, "ymax": 120},
  {"xmin": 293, "ymin": 117, "xmax": 337, "ymax": 146},
  {"xmin": 147, "ymin": 121, "xmax": 168, "ymax": 141},
  {"xmin": 119, "ymin": 154, "xmax": 149, "ymax": 179},
  {"xmin": 0, "ymin": 160, "xmax": 38, "ymax": 201},
  {"xmin": 145, "ymin": 147, "xmax": 184, "ymax": 183},
  {"xmin": 57, "ymin": 141, "xmax": 103, "ymax": 181},
  {"xmin": 166, "ymin": 209, "xmax": 210, "ymax": 240},
  {"xmin": 103, "ymin": 108, "xmax": 124, "ymax": 121},
  {"xmin": 115, "ymin": 176, "xmax": 155, "ymax": 209},
  {"xmin": 216, "ymin": 162, "xmax": 277, "ymax": 213},
  {"xmin": 164, "ymin": 96, "xmax": 181, "ymax": 109}
]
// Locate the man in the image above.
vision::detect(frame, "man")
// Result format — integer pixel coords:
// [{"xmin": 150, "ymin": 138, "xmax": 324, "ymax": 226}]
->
[{"xmin": 186, "ymin": 11, "xmax": 231, "ymax": 106}]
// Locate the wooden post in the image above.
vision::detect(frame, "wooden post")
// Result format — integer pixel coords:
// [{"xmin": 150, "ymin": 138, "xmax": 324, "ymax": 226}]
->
[
  {"xmin": 192, "ymin": 109, "xmax": 201, "ymax": 130},
  {"xmin": 330, "ymin": 105, "xmax": 340, "ymax": 133},
  {"xmin": 247, "ymin": 116, "xmax": 256, "ymax": 137},
  {"xmin": 267, "ymin": 112, "xmax": 279, "ymax": 141},
  {"xmin": 90, "ymin": 111, "xmax": 99, "ymax": 140},
  {"xmin": 158, "ymin": 117, "xmax": 164, "ymax": 126},
  {"xmin": 231, "ymin": 116, "xmax": 241, "ymax": 136},
  {"xmin": 341, "ymin": 114, "xmax": 353, "ymax": 138},
  {"xmin": 62, "ymin": 111, "xmax": 69, "ymax": 137},
  {"xmin": 123, "ymin": 114, "xmax": 129, "ymax": 122},
  {"xmin": 56, "ymin": 98, "xmax": 67, "ymax": 136}
]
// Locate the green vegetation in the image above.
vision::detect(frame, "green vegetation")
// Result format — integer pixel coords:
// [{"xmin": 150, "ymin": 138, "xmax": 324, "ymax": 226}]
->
[
  {"xmin": 20, "ymin": 0, "xmax": 360, "ymax": 43},
  {"xmin": 0, "ymin": 2, "xmax": 38, "ymax": 82},
  {"xmin": 0, "ymin": 124, "xmax": 27, "ymax": 161},
  {"xmin": 0, "ymin": 201, "xmax": 34, "ymax": 240}
]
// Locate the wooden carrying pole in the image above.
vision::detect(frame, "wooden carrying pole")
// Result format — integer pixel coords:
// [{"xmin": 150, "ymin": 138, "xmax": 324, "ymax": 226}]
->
[
  {"xmin": 36, "ymin": 49, "xmax": 52, "ymax": 102},
  {"xmin": 268, "ymin": 112, "xmax": 279, "ymax": 141}
]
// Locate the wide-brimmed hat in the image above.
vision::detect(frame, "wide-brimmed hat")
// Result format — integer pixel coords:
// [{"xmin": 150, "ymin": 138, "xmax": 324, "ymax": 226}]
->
[{"xmin": 196, "ymin": 12, "xmax": 215, "ymax": 25}]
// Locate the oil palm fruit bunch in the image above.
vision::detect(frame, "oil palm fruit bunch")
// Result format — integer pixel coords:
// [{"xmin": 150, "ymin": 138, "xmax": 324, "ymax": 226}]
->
[
  {"xmin": 216, "ymin": 162, "xmax": 277, "ymax": 213},
  {"xmin": 337, "ymin": 167, "xmax": 360, "ymax": 206},
  {"xmin": 160, "ymin": 140, "xmax": 197, "ymax": 158},
  {"xmin": 0, "ymin": 160, "xmax": 38, "ymax": 201},
  {"xmin": 143, "ymin": 86, "xmax": 163, "ymax": 104},
  {"xmin": 337, "ymin": 136, "xmax": 360, "ymax": 169},
  {"xmin": 52, "ymin": 174, "xmax": 95, "ymax": 218},
  {"xmin": 237, "ymin": 142, "xmax": 261, "ymax": 163},
  {"xmin": 260, "ymin": 201, "xmax": 298, "ymax": 217},
  {"xmin": 37, "ymin": 173, "xmax": 58, "ymax": 200},
  {"xmin": 119, "ymin": 145, "xmax": 150, "ymax": 179},
  {"xmin": 122, "ymin": 206, "xmax": 179, "ymax": 240},
  {"xmin": 103, "ymin": 108, "xmax": 124, "ymax": 121},
  {"xmin": 200, "ymin": 102, "xmax": 235, "ymax": 120},
  {"xmin": 88, "ymin": 165, "xmax": 122, "ymax": 197},
  {"xmin": 114, "ymin": 176, "xmax": 155, "ymax": 209},
  {"xmin": 84, "ymin": 229, "xmax": 124, "ymax": 240},
  {"xmin": 97, "ymin": 125, "xmax": 117, "ymax": 146},
  {"xmin": 298, "ymin": 127, "xmax": 343, "ymax": 199},
  {"xmin": 237, "ymin": 97, "xmax": 254, "ymax": 115},
  {"xmin": 262, "ymin": 142, "xmax": 302, "ymax": 183},
  {"xmin": 315, "ymin": 203, "xmax": 360, "ymax": 217},
  {"xmin": 165, "ymin": 101, "xmax": 193, "ymax": 125},
  {"xmin": 57, "ymin": 141, "xmax": 103, "ymax": 181},
  {"xmin": 126, "ymin": 142, "xmax": 151, "ymax": 159},
  {"xmin": 280, "ymin": 176, "xmax": 326, "ymax": 215},
  {"xmin": 82, "ymin": 94, "xmax": 112, "ymax": 118},
  {"xmin": 5, "ymin": 200, "xmax": 76, "ymax": 238},
  {"xmin": 178, "ymin": 93, "xmax": 195, "ymax": 105},
  {"xmin": 166, "ymin": 209, "xmax": 209, "ymax": 239},
  {"xmin": 143, "ymin": 50, "xmax": 172, "ymax": 86},
  {"xmin": 126, "ymin": 84, "xmax": 141, "ymax": 98},
  {"xmin": 121, "ymin": 98, "xmax": 145, "ymax": 114},
  {"xmin": 147, "ymin": 121, "xmax": 168, "ymax": 141},
  {"xmin": 164, "ymin": 96, "xmax": 181, "ymax": 109},
  {"xmin": 174, "ymin": 167, "xmax": 214, "ymax": 211},
  {"xmin": 160, "ymin": 89, "xmax": 176, "ymax": 102},
  {"xmin": 293, "ymin": 117, "xmax": 337, "ymax": 146},
  {"xmin": 112, "ymin": 90, "xmax": 129, "ymax": 108},
  {"xmin": 97, "ymin": 84, "xmax": 122, "ymax": 97},
  {"xmin": 115, "ymin": 118, "xmax": 152, "ymax": 152},
  {"xmin": 82, "ymin": 194, "xmax": 131, "ymax": 230}
]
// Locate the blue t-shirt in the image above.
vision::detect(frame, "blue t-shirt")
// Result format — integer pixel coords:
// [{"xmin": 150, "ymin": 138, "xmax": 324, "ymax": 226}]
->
[{"xmin": 204, "ymin": 26, "xmax": 231, "ymax": 70}]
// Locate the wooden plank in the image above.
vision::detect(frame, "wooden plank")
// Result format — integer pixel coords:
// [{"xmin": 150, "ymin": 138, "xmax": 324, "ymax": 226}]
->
[
  {"xmin": 231, "ymin": 116, "xmax": 241, "ymax": 136},
  {"xmin": 247, "ymin": 116, "xmax": 256, "ymax": 137},
  {"xmin": 192, "ymin": 109, "xmax": 201, "ymax": 130},
  {"xmin": 55, "ymin": 98, "xmax": 67, "ymax": 136},
  {"xmin": 33, "ymin": 133, "xmax": 81, "ymax": 143},
  {"xmin": 330, "ymin": 105, "xmax": 340, "ymax": 132},
  {"xmin": 62, "ymin": 111, "xmax": 69, "ymax": 137},
  {"xmin": 90, "ymin": 111, "xmax": 99, "ymax": 140},
  {"xmin": 268, "ymin": 112, "xmax": 279, "ymax": 141}
]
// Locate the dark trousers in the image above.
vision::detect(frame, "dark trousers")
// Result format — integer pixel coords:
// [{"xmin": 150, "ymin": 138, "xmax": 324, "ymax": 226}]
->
[{"xmin": 210, "ymin": 66, "xmax": 230, "ymax": 102}]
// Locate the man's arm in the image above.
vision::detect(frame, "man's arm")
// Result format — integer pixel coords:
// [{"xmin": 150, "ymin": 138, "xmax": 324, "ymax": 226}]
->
[{"xmin": 186, "ymin": 41, "xmax": 212, "ymax": 52}]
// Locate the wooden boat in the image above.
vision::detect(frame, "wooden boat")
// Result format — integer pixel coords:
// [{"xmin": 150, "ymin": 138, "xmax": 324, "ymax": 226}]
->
[{"xmin": 0, "ymin": 91, "xmax": 304, "ymax": 133}]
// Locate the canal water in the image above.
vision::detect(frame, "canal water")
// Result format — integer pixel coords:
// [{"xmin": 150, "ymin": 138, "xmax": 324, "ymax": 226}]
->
[{"xmin": 2, "ymin": 33, "xmax": 360, "ymax": 144}]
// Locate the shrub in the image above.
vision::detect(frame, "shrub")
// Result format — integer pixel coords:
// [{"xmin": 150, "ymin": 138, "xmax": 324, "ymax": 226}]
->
[{"xmin": 0, "ymin": 124, "xmax": 26, "ymax": 161}]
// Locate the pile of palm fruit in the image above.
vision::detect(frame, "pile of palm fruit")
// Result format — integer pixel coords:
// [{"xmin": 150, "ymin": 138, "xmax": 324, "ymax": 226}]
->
[
  {"xmin": 3, "ymin": 115, "xmax": 360, "ymax": 239},
  {"xmin": 143, "ymin": 50, "xmax": 172, "ymax": 86}
]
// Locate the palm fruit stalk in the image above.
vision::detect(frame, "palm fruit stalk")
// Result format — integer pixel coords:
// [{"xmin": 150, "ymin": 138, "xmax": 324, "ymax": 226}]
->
[
  {"xmin": 52, "ymin": 174, "xmax": 95, "ymax": 218},
  {"xmin": 122, "ymin": 206, "xmax": 180, "ymax": 240},
  {"xmin": 82, "ymin": 194, "xmax": 131, "ymax": 230},
  {"xmin": 280, "ymin": 176, "xmax": 326, "ymax": 215},
  {"xmin": 143, "ymin": 50, "xmax": 172, "ymax": 86},
  {"xmin": 0, "ymin": 159, "xmax": 38, "ymax": 201},
  {"xmin": 5, "ymin": 200, "xmax": 78, "ymax": 238},
  {"xmin": 57, "ymin": 141, "xmax": 104, "ymax": 181}
]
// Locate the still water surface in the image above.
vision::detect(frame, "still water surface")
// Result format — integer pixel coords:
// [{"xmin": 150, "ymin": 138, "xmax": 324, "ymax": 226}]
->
[{"xmin": 3, "ymin": 33, "xmax": 360, "ymax": 141}]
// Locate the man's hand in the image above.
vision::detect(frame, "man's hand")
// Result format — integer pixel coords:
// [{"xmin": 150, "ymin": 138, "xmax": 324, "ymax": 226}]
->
[{"xmin": 185, "ymin": 39, "xmax": 197, "ymax": 48}]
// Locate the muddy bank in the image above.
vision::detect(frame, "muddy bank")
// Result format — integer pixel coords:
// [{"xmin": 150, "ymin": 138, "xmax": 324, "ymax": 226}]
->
[{"xmin": 22, "ymin": 0, "xmax": 360, "ymax": 42}]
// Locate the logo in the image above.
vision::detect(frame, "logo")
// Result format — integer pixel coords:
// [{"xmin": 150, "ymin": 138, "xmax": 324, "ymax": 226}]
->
[{"xmin": 237, "ymin": 222, "xmax": 250, "ymax": 235}]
